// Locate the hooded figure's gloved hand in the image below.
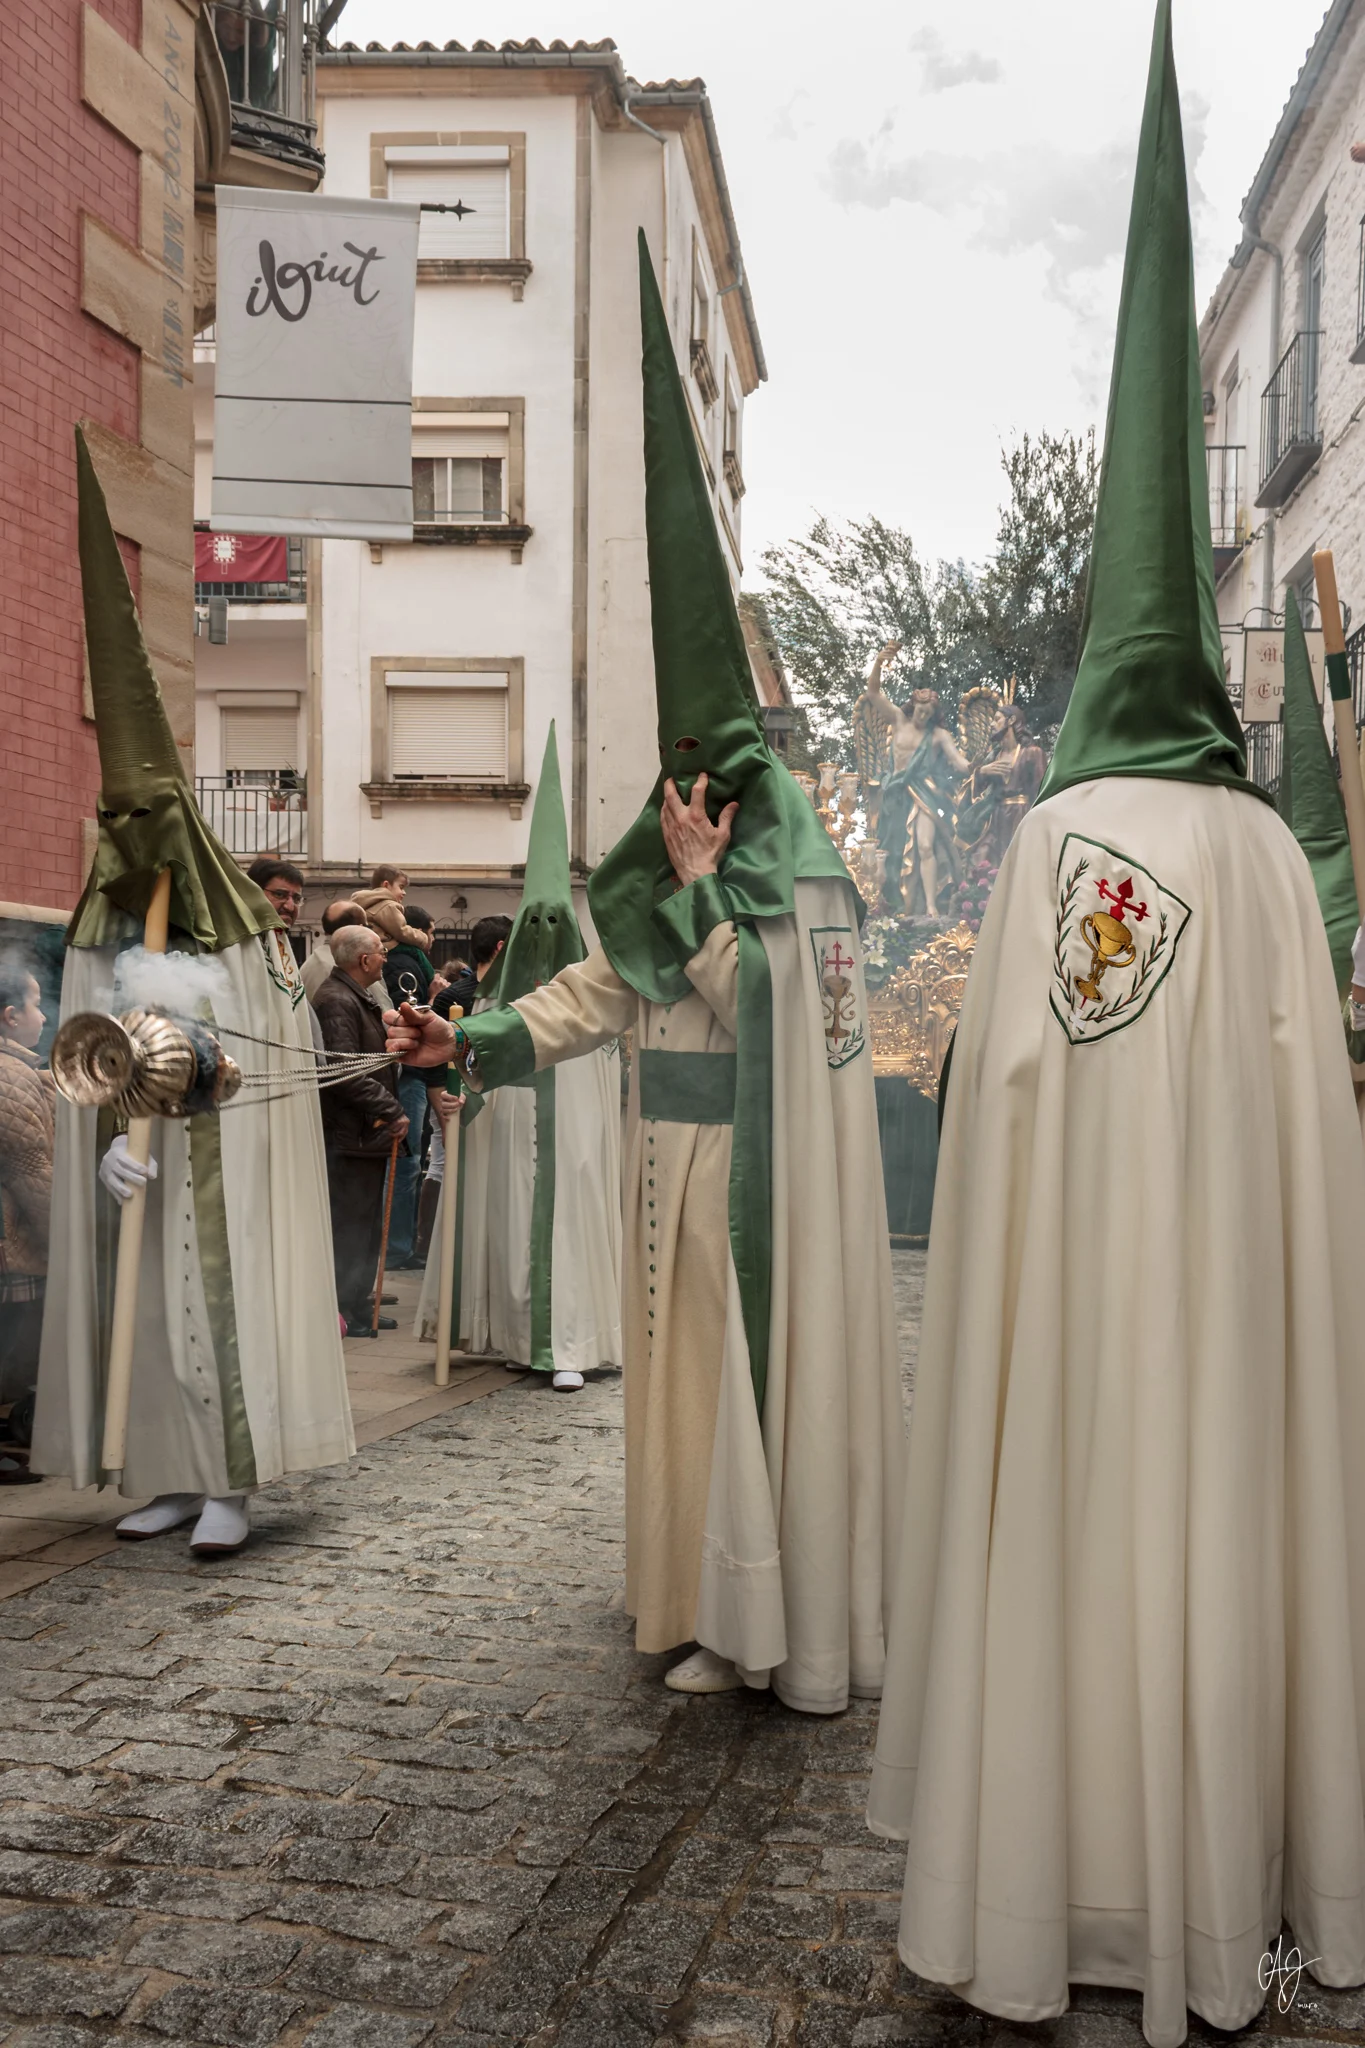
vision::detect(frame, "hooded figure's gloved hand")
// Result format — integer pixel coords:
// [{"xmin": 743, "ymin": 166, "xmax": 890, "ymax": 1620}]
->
[{"xmin": 99, "ymin": 1133, "xmax": 158, "ymax": 1205}]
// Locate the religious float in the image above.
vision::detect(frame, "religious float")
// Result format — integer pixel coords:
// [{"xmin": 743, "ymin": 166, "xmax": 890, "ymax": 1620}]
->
[{"xmin": 792, "ymin": 655, "xmax": 1047, "ymax": 1240}]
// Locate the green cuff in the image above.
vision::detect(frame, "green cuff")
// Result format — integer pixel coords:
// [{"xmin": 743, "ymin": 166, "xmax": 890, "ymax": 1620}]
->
[
  {"xmin": 651, "ymin": 873, "xmax": 734, "ymax": 970},
  {"xmin": 459, "ymin": 1006, "xmax": 537, "ymax": 1090}
]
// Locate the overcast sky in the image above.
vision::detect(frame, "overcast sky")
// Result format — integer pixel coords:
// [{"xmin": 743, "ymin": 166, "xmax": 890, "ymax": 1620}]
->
[{"xmin": 337, "ymin": 0, "xmax": 1329, "ymax": 578}]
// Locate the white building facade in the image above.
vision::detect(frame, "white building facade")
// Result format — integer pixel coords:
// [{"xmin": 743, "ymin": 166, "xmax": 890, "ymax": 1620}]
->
[
  {"xmin": 192, "ymin": 37, "xmax": 765, "ymax": 939},
  {"xmin": 1198, "ymin": 0, "xmax": 1365, "ymax": 787}
]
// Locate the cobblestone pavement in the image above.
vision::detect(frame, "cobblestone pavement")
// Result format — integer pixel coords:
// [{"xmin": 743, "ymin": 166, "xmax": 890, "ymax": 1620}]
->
[{"xmin": 0, "ymin": 1252, "xmax": 1357, "ymax": 2048}]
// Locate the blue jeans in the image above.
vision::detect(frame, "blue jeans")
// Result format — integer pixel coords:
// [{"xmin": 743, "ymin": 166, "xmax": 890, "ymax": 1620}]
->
[{"xmin": 385, "ymin": 1069, "xmax": 429, "ymax": 1267}]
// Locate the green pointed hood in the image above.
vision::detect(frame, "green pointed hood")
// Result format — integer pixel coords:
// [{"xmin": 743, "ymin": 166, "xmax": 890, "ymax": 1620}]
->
[
  {"xmin": 586, "ymin": 232, "xmax": 852, "ymax": 1003},
  {"xmin": 1279, "ymin": 589, "xmax": 1357, "ymax": 992},
  {"xmin": 1039, "ymin": 0, "xmax": 1262, "ymax": 808},
  {"xmin": 497, "ymin": 723, "xmax": 586, "ymax": 1002},
  {"xmin": 68, "ymin": 428, "xmax": 280, "ymax": 952}
]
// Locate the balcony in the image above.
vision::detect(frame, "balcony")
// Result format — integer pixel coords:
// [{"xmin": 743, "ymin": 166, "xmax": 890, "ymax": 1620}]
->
[
  {"xmin": 1205, "ymin": 444, "xmax": 1245, "ymax": 579},
  {"xmin": 1256, "ymin": 330, "xmax": 1323, "ymax": 507},
  {"xmin": 196, "ymin": 773, "xmax": 307, "ymax": 859},
  {"xmin": 1243, "ymin": 721, "xmax": 1283, "ymax": 803},
  {"xmin": 195, "ymin": 536, "xmax": 305, "ymax": 606},
  {"xmin": 690, "ymin": 336, "xmax": 720, "ymax": 410},
  {"xmin": 205, "ymin": 1, "xmax": 326, "ymax": 183}
]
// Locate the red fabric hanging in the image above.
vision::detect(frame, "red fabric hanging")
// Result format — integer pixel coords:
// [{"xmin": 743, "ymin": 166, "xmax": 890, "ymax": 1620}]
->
[{"xmin": 195, "ymin": 531, "xmax": 288, "ymax": 582}]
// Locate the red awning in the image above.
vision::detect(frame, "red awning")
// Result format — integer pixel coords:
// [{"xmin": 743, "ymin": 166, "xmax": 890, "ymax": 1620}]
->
[{"xmin": 195, "ymin": 531, "xmax": 288, "ymax": 583}]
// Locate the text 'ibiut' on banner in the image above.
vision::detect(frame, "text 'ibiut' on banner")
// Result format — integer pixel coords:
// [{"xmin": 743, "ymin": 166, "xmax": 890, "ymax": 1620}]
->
[{"xmin": 211, "ymin": 186, "xmax": 419, "ymax": 541}]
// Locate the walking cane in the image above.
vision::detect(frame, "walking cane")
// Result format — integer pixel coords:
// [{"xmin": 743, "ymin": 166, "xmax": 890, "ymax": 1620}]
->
[
  {"xmin": 371, "ymin": 1128, "xmax": 403, "ymax": 1337},
  {"xmin": 1313, "ymin": 550, "xmax": 1365, "ymax": 920},
  {"xmin": 433, "ymin": 1089, "xmax": 463, "ymax": 1388},
  {"xmin": 101, "ymin": 867, "xmax": 171, "ymax": 1481}
]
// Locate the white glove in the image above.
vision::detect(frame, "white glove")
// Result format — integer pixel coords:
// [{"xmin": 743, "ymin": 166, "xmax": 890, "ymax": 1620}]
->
[
  {"xmin": 99, "ymin": 1133, "xmax": 158, "ymax": 1205},
  {"xmin": 1354, "ymin": 925, "xmax": 1365, "ymax": 989}
]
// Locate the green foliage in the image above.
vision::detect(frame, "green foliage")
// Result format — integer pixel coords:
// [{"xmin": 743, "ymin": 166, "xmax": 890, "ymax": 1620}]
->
[{"xmin": 758, "ymin": 430, "xmax": 1098, "ymax": 763}]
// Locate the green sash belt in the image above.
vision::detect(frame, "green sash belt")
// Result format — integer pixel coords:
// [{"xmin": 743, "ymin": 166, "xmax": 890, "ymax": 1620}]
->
[{"xmin": 638, "ymin": 1048, "xmax": 736, "ymax": 1125}]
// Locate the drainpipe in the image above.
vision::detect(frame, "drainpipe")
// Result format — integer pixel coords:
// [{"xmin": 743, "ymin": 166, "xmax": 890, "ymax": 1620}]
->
[
  {"xmin": 1240, "ymin": 231, "xmax": 1283, "ymax": 619},
  {"xmin": 622, "ymin": 96, "xmax": 668, "ymax": 298}
]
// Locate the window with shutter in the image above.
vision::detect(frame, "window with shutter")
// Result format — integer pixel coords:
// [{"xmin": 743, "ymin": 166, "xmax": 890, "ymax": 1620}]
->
[
  {"xmin": 221, "ymin": 705, "xmax": 299, "ymax": 779},
  {"xmin": 387, "ymin": 678, "xmax": 509, "ymax": 780},
  {"xmin": 388, "ymin": 161, "xmax": 510, "ymax": 260}
]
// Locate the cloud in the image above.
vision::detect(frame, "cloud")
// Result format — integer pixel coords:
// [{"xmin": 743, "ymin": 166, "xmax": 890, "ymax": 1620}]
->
[
  {"xmin": 771, "ymin": 88, "xmax": 812, "ymax": 143},
  {"xmin": 909, "ymin": 27, "xmax": 1002, "ymax": 93}
]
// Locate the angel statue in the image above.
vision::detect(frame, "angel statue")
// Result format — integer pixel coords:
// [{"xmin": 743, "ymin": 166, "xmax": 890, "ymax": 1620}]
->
[{"xmin": 853, "ymin": 641, "xmax": 971, "ymax": 917}]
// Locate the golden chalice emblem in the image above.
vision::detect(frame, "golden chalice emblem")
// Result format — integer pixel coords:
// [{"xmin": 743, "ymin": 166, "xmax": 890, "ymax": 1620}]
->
[{"xmin": 1075, "ymin": 911, "xmax": 1136, "ymax": 1003}]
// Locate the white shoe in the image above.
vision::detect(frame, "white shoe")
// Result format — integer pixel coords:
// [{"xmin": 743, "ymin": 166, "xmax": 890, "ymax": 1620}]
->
[
  {"xmin": 189, "ymin": 1495, "xmax": 249, "ymax": 1555},
  {"xmin": 116, "ymin": 1494, "xmax": 204, "ymax": 1539},
  {"xmin": 664, "ymin": 1647, "xmax": 742, "ymax": 1694},
  {"xmin": 552, "ymin": 1370, "xmax": 584, "ymax": 1391}
]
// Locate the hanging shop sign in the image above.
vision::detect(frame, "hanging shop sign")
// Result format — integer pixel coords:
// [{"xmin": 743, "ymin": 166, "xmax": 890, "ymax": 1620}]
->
[
  {"xmin": 211, "ymin": 186, "xmax": 419, "ymax": 542},
  {"xmin": 1239, "ymin": 626, "xmax": 1326, "ymax": 723}
]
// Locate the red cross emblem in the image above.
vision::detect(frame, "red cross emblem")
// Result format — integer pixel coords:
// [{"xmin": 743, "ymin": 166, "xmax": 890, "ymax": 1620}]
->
[
  {"xmin": 1098, "ymin": 877, "xmax": 1148, "ymax": 925},
  {"xmin": 826, "ymin": 943, "xmax": 855, "ymax": 978}
]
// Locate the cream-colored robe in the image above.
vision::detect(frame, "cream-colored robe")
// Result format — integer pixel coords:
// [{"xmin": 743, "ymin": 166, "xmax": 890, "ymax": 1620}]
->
[
  {"xmin": 34, "ymin": 928, "xmax": 354, "ymax": 1497},
  {"xmin": 868, "ymin": 776, "xmax": 1365, "ymax": 2046},
  {"xmin": 467, "ymin": 876, "xmax": 904, "ymax": 1714},
  {"xmin": 415, "ymin": 1048, "xmax": 623, "ymax": 1375}
]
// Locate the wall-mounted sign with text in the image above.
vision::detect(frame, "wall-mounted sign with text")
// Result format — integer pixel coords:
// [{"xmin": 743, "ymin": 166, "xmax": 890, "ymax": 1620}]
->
[
  {"xmin": 211, "ymin": 186, "xmax": 420, "ymax": 541},
  {"xmin": 1238, "ymin": 627, "xmax": 1326, "ymax": 724}
]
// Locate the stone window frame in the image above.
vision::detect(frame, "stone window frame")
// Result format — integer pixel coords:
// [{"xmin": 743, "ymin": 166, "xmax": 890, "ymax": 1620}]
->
[
  {"xmin": 363, "ymin": 654, "xmax": 529, "ymax": 819},
  {"xmin": 370, "ymin": 131, "xmax": 530, "ymax": 296}
]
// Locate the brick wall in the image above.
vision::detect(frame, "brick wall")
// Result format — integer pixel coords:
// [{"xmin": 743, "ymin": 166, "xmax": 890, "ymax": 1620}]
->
[{"xmin": 0, "ymin": 1, "xmax": 142, "ymax": 912}]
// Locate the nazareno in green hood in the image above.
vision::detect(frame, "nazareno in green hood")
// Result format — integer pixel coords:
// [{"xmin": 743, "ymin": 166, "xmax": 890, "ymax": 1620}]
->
[
  {"xmin": 1278, "ymin": 588, "xmax": 1358, "ymax": 993},
  {"xmin": 496, "ymin": 723, "xmax": 587, "ymax": 1004},
  {"xmin": 586, "ymin": 232, "xmax": 854, "ymax": 1005},
  {"xmin": 67, "ymin": 428, "xmax": 281, "ymax": 953},
  {"xmin": 1038, "ymin": 0, "xmax": 1266, "ymax": 810}
]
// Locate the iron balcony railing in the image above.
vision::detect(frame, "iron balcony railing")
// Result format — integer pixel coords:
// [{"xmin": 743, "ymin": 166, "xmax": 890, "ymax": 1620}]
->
[
  {"xmin": 1256, "ymin": 330, "xmax": 1323, "ymax": 506},
  {"xmin": 195, "ymin": 773, "xmax": 307, "ymax": 858},
  {"xmin": 1205, "ymin": 444, "xmax": 1244, "ymax": 567},
  {"xmin": 1244, "ymin": 721, "xmax": 1283, "ymax": 802},
  {"xmin": 210, "ymin": 0, "xmax": 324, "ymax": 176}
]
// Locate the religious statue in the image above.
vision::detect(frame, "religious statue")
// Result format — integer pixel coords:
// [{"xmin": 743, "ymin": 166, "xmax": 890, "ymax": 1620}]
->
[
  {"xmin": 954, "ymin": 686, "xmax": 1047, "ymax": 867},
  {"xmin": 854, "ymin": 643, "xmax": 971, "ymax": 916}
]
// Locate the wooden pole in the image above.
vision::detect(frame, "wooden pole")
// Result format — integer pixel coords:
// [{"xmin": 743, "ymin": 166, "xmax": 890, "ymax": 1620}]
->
[
  {"xmin": 433, "ymin": 1097, "xmax": 461, "ymax": 1388},
  {"xmin": 101, "ymin": 867, "xmax": 172, "ymax": 1480},
  {"xmin": 1313, "ymin": 550, "xmax": 1365, "ymax": 922},
  {"xmin": 371, "ymin": 1129, "xmax": 403, "ymax": 1336}
]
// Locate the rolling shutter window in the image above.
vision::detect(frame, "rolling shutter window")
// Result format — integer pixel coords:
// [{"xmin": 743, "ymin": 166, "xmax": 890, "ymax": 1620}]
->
[
  {"xmin": 388, "ymin": 163, "xmax": 510, "ymax": 260},
  {"xmin": 221, "ymin": 705, "xmax": 298, "ymax": 770},
  {"xmin": 388, "ymin": 680, "xmax": 508, "ymax": 779}
]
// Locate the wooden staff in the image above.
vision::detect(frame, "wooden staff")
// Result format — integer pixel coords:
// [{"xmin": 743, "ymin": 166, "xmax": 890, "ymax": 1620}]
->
[
  {"xmin": 371, "ymin": 1128, "xmax": 403, "ymax": 1337},
  {"xmin": 101, "ymin": 866, "xmax": 171, "ymax": 1479},
  {"xmin": 1313, "ymin": 550, "xmax": 1365, "ymax": 920},
  {"xmin": 433, "ymin": 1088, "xmax": 464, "ymax": 1389}
]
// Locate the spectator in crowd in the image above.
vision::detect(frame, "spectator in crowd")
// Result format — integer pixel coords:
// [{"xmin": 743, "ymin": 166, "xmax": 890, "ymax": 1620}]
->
[
  {"xmin": 434, "ymin": 916, "xmax": 510, "ymax": 1025},
  {"xmin": 421, "ymin": 916, "xmax": 512, "ymax": 1260},
  {"xmin": 0, "ymin": 953, "xmax": 54, "ymax": 1453},
  {"xmin": 354, "ymin": 878, "xmax": 427, "ymax": 959},
  {"xmin": 369, "ymin": 865, "xmax": 408, "ymax": 900},
  {"xmin": 302, "ymin": 900, "xmax": 385, "ymax": 1007},
  {"xmin": 312, "ymin": 926, "xmax": 408, "ymax": 1335},
  {"xmin": 246, "ymin": 858, "xmax": 305, "ymax": 930},
  {"xmin": 380, "ymin": 903, "xmax": 447, "ymax": 1270}
]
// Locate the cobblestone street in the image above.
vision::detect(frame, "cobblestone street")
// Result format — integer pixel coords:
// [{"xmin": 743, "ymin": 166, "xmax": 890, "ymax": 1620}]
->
[{"xmin": 0, "ymin": 1252, "xmax": 1356, "ymax": 2048}]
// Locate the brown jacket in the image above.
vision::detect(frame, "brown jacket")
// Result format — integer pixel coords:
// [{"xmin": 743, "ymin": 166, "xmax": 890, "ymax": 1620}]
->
[
  {"xmin": 352, "ymin": 889, "xmax": 428, "ymax": 953},
  {"xmin": 0, "ymin": 1040, "xmax": 56, "ymax": 1278},
  {"xmin": 311, "ymin": 969, "xmax": 404, "ymax": 1157}
]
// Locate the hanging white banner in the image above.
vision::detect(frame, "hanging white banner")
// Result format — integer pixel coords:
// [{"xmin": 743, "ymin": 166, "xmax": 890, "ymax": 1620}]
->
[{"xmin": 212, "ymin": 186, "xmax": 419, "ymax": 541}]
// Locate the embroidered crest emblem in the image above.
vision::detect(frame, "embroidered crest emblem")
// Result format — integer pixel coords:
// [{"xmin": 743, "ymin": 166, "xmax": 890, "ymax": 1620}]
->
[
  {"xmin": 810, "ymin": 927, "xmax": 867, "ymax": 1069},
  {"xmin": 262, "ymin": 929, "xmax": 304, "ymax": 1008},
  {"xmin": 1050, "ymin": 834, "xmax": 1191, "ymax": 1046}
]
